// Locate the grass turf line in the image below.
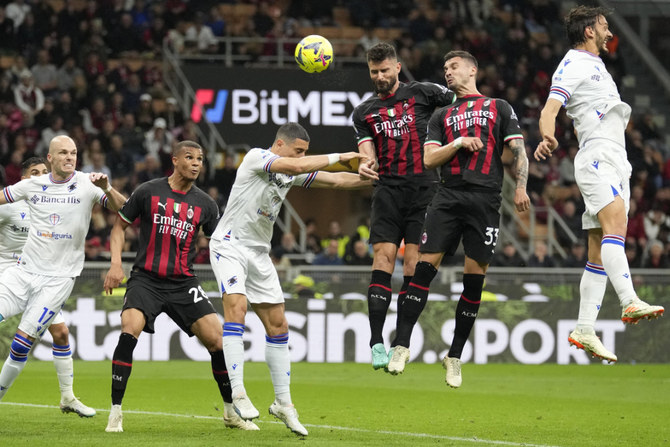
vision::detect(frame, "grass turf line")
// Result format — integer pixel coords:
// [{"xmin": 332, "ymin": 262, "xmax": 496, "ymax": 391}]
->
[{"xmin": 0, "ymin": 361, "xmax": 667, "ymax": 446}]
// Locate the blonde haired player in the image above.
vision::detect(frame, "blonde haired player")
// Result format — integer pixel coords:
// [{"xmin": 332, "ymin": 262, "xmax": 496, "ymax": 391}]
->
[{"xmin": 535, "ymin": 5, "xmax": 663, "ymax": 362}]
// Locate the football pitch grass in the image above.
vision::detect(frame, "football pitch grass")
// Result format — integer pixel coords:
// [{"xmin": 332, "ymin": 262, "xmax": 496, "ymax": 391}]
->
[{"xmin": 0, "ymin": 361, "xmax": 668, "ymax": 446}]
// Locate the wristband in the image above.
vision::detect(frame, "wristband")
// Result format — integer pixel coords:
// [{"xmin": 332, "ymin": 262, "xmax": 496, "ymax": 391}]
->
[
  {"xmin": 104, "ymin": 184, "xmax": 112, "ymax": 193},
  {"xmin": 327, "ymin": 153, "xmax": 340, "ymax": 166},
  {"xmin": 452, "ymin": 137, "xmax": 463, "ymax": 149}
]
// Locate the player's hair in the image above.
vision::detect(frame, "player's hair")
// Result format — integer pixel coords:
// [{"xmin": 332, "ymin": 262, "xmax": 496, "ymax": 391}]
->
[
  {"xmin": 565, "ymin": 5, "xmax": 612, "ymax": 47},
  {"xmin": 275, "ymin": 122, "xmax": 310, "ymax": 144},
  {"xmin": 444, "ymin": 50, "xmax": 478, "ymax": 68},
  {"xmin": 21, "ymin": 156, "xmax": 48, "ymax": 175},
  {"xmin": 366, "ymin": 42, "xmax": 397, "ymax": 63},
  {"xmin": 172, "ymin": 140, "xmax": 202, "ymax": 157}
]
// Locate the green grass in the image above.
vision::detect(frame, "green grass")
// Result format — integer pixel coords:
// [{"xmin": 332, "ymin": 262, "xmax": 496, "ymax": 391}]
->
[{"xmin": 0, "ymin": 361, "xmax": 668, "ymax": 446}]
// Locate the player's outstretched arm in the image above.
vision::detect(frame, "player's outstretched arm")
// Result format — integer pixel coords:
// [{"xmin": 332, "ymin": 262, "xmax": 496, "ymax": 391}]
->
[
  {"xmin": 424, "ymin": 137, "xmax": 483, "ymax": 169},
  {"xmin": 507, "ymin": 138, "xmax": 531, "ymax": 213},
  {"xmin": 270, "ymin": 152, "xmax": 363, "ymax": 176},
  {"xmin": 104, "ymin": 217, "xmax": 129, "ymax": 295},
  {"xmin": 535, "ymin": 99, "xmax": 562, "ymax": 161},
  {"xmin": 310, "ymin": 171, "xmax": 373, "ymax": 190},
  {"xmin": 89, "ymin": 172, "xmax": 127, "ymax": 211},
  {"xmin": 357, "ymin": 140, "xmax": 379, "ymax": 181}
]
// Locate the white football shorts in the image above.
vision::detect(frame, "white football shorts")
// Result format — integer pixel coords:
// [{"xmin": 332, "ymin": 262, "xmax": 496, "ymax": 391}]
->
[
  {"xmin": 574, "ymin": 140, "xmax": 631, "ymax": 230},
  {"xmin": 209, "ymin": 238, "xmax": 284, "ymax": 304},
  {"xmin": 0, "ymin": 266, "xmax": 75, "ymax": 338}
]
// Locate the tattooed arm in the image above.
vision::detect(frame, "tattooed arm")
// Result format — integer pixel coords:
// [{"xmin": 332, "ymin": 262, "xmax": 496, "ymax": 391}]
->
[{"xmin": 508, "ymin": 138, "xmax": 530, "ymax": 213}]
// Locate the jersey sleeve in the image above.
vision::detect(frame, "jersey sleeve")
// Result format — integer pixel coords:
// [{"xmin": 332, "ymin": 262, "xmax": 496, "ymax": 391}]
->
[
  {"xmin": 0, "ymin": 202, "xmax": 10, "ymax": 224},
  {"xmin": 425, "ymin": 108, "xmax": 446, "ymax": 146},
  {"xmin": 420, "ymin": 82, "xmax": 456, "ymax": 107},
  {"xmin": 2, "ymin": 178, "xmax": 32, "ymax": 203},
  {"xmin": 294, "ymin": 171, "xmax": 318, "ymax": 188},
  {"xmin": 245, "ymin": 148, "xmax": 280, "ymax": 174},
  {"xmin": 352, "ymin": 105, "xmax": 373, "ymax": 146},
  {"xmin": 496, "ymin": 100, "xmax": 524, "ymax": 143},
  {"xmin": 84, "ymin": 174, "xmax": 107, "ymax": 207},
  {"xmin": 118, "ymin": 184, "xmax": 146, "ymax": 224},
  {"xmin": 548, "ymin": 59, "xmax": 585, "ymax": 106}
]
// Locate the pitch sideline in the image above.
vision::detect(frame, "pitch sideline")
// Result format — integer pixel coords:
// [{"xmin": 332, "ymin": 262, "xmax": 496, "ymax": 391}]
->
[{"xmin": 1, "ymin": 401, "xmax": 560, "ymax": 447}]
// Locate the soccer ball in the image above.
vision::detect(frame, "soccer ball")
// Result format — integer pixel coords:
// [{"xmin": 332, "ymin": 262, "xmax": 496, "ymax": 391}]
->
[{"xmin": 294, "ymin": 35, "xmax": 333, "ymax": 73}]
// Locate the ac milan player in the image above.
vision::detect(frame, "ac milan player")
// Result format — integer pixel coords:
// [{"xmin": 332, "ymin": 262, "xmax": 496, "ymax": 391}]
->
[
  {"xmin": 353, "ymin": 42, "xmax": 456, "ymax": 373},
  {"xmin": 102, "ymin": 141, "xmax": 256, "ymax": 432},
  {"xmin": 402, "ymin": 51, "xmax": 530, "ymax": 384}
]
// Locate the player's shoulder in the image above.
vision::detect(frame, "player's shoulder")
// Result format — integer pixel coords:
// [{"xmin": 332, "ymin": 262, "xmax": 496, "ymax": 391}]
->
[
  {"xmin": 132, "ymin": 177, "xmax": 167, "ymax": 195},
  {"xmin": 353, "ymin": 92, "xmax": 381, "ymax": 112},
  {"xmin": 407, "ymin": 80, "xmax": 450, "ymax": 94}
]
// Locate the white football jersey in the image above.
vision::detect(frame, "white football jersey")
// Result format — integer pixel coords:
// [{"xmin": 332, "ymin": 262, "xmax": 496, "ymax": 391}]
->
[
  {"xmin": 0, "ymin": 200, "xmax": 30, "ymax": 269},
  {"xmin": 2, "ymin": 171, "xmax": 106, "ymax": 277},
  {"xmin": 211, "ymin": 148, "xmax": 317, "ymax": 251},
  {"xmin": 548, "ymin": 49, "xmax": 631, "ymax": 155}
]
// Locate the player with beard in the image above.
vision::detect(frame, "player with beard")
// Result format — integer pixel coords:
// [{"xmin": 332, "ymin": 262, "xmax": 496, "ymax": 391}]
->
[
  {"xmin": 102, "ymin": 141, "xmax": 256, "ymax": 433},
  {"xmin": 353, "ymin": 42, "xmax": 456, "ymax": 374},
  {"xmin": 535, "ymin": 5, "xmax": 663, "ymax": 362}
]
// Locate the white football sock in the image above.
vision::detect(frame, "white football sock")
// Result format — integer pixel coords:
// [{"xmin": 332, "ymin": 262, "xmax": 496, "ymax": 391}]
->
[
  {"xmin": 576, "ymin": 263, "xmax": 608, "ymax": 332},
  {"xmin": 600, "ymin": 235, "xmax": 636, "ymax": 307},
  {"xmin": 222, "ymin": 322, "xmax": 246, "ymax": 397},
  {"xmin": 52, "ymin": 344, "xmax": 75, "ymax": 401},
  {"xmin": 265, "ymin": 333, "xmax": 291, "ymax": 406}
]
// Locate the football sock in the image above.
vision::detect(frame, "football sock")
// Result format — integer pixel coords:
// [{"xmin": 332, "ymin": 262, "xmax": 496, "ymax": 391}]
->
[
  {"xmin": 265, "ymin": 332, "xmax": 291, "ymax": 406},
  {"xmin": 111, "ymin": 332, "xmax": 137, "ymax": 406},
  {"xmin": 601, "ymin": 235, "xmax": 636, "ymax": 307},
  {"xmin": 448, "ymin": 274, "xmax": 484, "ymax": 359},
  {"xmin": 222, "ymin": 322, "xmax": 246, "ymax": 397},
  {"xmin": 393, "ymin": 262, "xmax": 437, "ymax": 347},
  {"xmin": 576, "ymin": 263, "xmax": 608, "ymax": 332},
  {"xmin": 367, "ymin": 270, "xmax": 392, "ymax": 347},
  {"xmin": 0, "ymin": 333, "xmax": 33, "ymax": 400},
  {"xmin": 52, "ymin": 343, "xmax": 75, "ymax": 401},
  {"xmin": 392, "ymin": 275, "xmax": 412, "ymax": 346},
  {"xmin": 210, "ymin": 349, "xmax": 233, "ymax": 403}
]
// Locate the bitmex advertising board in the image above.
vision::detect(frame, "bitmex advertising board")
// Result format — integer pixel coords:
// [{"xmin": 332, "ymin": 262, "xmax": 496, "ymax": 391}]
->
[{"xmin": 182, "ymin": 64, "xmax": 374, "ymax": 152}]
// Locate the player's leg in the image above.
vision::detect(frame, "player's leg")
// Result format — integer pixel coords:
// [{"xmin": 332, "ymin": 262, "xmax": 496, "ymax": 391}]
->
[
  {"xmin": 0, "ymin": 272, "xmax": 28, "ymax": 401},
  {"xmin": 190, "ymin": 311, "xmax": 259, "ymax": 431},
  {"xmin": 106, "ymin": 307, "xmax": 144, "ymax": 433},
  {"xmin": 567, "ymin": 228, "xmax": 616, "ymax": 362},
  {"xmin": 0, "ymin": 328, "xmax": 34, "ymax": 400},
  {"xmin": 598, "ymin": 197, "xmax": 664, "ymax": 323},
  {"xmin": 367, "ymin": 184, "xmax": 403, "ymax": 369},
  {"xmin": 254, "ymin": 302, "xmax": 307, "ymax": 436},
  {"xmin": 49, "ymin": 314, "xmax": 96, "ymax": 417},
  {"xmin": 368, "ymin": 242, "xmax": 396, "ymax": 369}
]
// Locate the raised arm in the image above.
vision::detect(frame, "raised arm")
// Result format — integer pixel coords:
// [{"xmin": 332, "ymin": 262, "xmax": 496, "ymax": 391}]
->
[
  {"xmin": 534, "ymin": 98, "xmax": 563, "ymax": 161},
  {"xmin": 270, "ymin": 152, "xmax": 362, "ymax": 176},
  {"xmin": 103, "ymin": 216, "xmax": 130, "ymax": 294},
  {"xmin": 507, "ymin": 138, "xmax": 530, "ymax": 213},
  {"xmin": 357, "ymin": 140, "xmax": 379, "ymax": 181},
  {"xmin": 89, "ymin": 172, "xmax": 127, "ymax": 211},
  {"xmin": 309, "ymin": 171, "xmax": 372, "ymax": 190},
  {"xmin": 424, "ymin": 137, "xmax": 483, "ymax": 169}
]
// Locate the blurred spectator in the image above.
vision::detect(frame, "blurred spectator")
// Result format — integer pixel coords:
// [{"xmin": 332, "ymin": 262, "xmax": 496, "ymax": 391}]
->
[
  {"xmin": 491, "ymin": 241, "xmax": 526, "ymax": 267},
  {"xmin": 562, "ymin": 240, "xmax": 587, "ymax": 268},
  {"xmin": 164, "ymin": 96, "xmax": 184, "ymax": 129},
  {"xmin": 56, "ymin": 55, "xmax": 84, "ymax": 93},
  {"xmin": 643, "ymin": 207, "xmax": 667, "ymax": 242},
  {"xmin": 107, "ymin": 12, "xmax": 145, "ymax": 57},
  {"xmin": 193, "ymin": 234, "xmax": 211, "ymax": 264},
  {"xmin": 35, "ymin": 115, "xmax": 66, "ymax": 156},
  {"xmin": 107, "ymin": 133, "xmax": 134, "ymax": 192},
  {"xmin": 136, "ymin": 153, "xmax": 163, "ymax": 184},
  {"xmin": 642, "ymin": 239, "xmax": 669, "ymax": 269},
  {"xmin": 312, "ymin": 239, "xmax": 344, "ymax": 265},
  {"xmin": 117, "ymin": 112, "xmax": 145, "ymax": 159},
  {"xmin": 626, "ymin": 237, "xmax": 642, "ymax": 269},
  {"xmin": 84, "ymin": 236, "xmax": 105, "ymax": 261},
  {"xmin": 4, "ymin": 149, "xmax": 23, "ymax": 185},
  {"xmin": 185, "ymin": 12, "xmax": 218, "ymax": 54},
  {"xmin": 0, "ymin": 7, "xmax": 15, "ymax": 54},
  {"xmin": 82, "ymin": 139, "xmax": 112, "ymax": 179},
  {"xmin": 13, "ymin": 69, "xmax": 44, "ymax": 126},
  {"xmin": 144, "ymin": 117, "xmax": 173, "ymax": 169},
  {"xmin": 345, "ymin": 240, "xmax": 373, "ymax": 265},
  {"xmin": 271, "ymin": 232, "xmax": 301, "ymax": 264},
  {"xmin": 321, "ymin": 220, "xmax": 349, "ymax": 258},
  {"xmin": 31, "ymin": 49, "xmax": 58, "ymax": 97},
  {"xmin": 556, "ymin": 199, "xmax": 583, "ymax": 249},
  {"xmin": 205, "ymin": 6, "xmax": 226, "ymax": 37},
  {"xmin": 136, "ymin": 92, "xmax": 155, "ymax": 131},
  {"xmin": 6, "ymin": 0, "xmax": 30, "ymax": 31},
  {"xmin": 527, "ymin": 240, "xmax": 557, "ymax": 268},
  {"xmin": 358, "ymin": 27, "xmax": 380, "ymax": 52}
]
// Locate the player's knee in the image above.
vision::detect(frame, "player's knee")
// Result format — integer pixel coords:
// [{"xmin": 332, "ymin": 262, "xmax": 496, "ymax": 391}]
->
[{"xmin": 49, "ymin": 323, "xmax": 69, "ymax": 345}]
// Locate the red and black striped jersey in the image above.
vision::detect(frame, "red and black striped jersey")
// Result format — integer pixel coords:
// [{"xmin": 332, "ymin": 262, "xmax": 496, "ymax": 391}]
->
[
  {"xmin": 353, "ymin": 81, "xmax": 455, "ymax": 185},
  {"xmin": 118, "ymin": 177, "xmax": 219, "ymax": 279},
  {"xmin": 425, "ymin": 95, "xmax": 523, "ymax": 191}
]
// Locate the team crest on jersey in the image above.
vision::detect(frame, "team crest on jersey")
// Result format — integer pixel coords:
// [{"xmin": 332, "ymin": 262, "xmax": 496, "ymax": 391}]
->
[
  {"xmin": 421, "ymin": 231, "xmax": 428, "ymax": 244},
  {"xmin": 49, "ymin": 213, "xmax": 62, "ymax": 225},
  {"xmin": 484, "ymin": 99, "xmax": 490, "ymax": 107},
  {"xmin": 227, "ymin": 276, "xmax": 238, "ymax": 286},
  {"xmin": 68, "ymin": 182, "xmax": 77, "ymax": 192},
  {"xmin": 271, "ymin": 196, "xmax": 281, "ymax": 207},
  {"xmin": 187, "ymin": 207, "xmax": 194, "ymax": 219}
]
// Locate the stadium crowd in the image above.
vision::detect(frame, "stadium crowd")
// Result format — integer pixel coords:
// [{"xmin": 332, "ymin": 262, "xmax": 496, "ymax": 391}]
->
[{"xmin": 0, "ymin": 0, "xmax": 668, "ymax": 269}]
